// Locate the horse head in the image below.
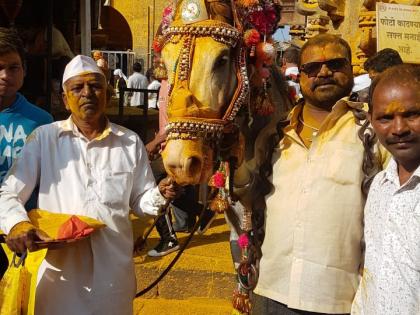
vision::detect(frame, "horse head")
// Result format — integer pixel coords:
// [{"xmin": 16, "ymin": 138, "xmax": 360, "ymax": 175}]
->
[
  {"xmin": 157, "ymin": 0, "xmax": 288, "ymax": 187},
  {"xmin": 156, "ymin": 1, "xmax": 291, "ymax": 312},
  {"xmin": 158, "ymin": 0, "xmax": 249, "ymax": 185}
]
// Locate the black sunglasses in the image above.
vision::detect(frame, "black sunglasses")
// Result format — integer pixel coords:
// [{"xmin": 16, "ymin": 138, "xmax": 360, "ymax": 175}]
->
[{"xmin": 300, "ymin": 58, "xmax": 349, "ymax": 77}]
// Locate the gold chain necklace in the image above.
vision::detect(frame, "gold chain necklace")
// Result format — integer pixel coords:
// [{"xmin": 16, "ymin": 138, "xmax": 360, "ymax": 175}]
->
[{"xmin": 298, "ymin": 114, "xmax": 319, "ymax": 139}]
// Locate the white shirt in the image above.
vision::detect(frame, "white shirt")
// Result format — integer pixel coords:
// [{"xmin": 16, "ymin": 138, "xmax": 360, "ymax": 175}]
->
[
  {"xmin": 147, "ymin": 80, "xmax": 161, "ymax": 109},
  {"xmin": 284, "ymin": 66, "xmax": 302, "ymax": 99},
  {"xmin": 352, "ymin": 159, "xmax": 420, "ymax": 315},
  {"xmin": 127, "ymin": 72, "xmax": 148, "ymax": 106},
  {"xmin": 0, "ymin": 117, "xmax": 166, "ymax": 315}
]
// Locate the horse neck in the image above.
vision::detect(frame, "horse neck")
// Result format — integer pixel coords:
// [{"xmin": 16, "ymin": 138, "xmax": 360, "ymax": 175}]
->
[{"xmin": 243, "ymin": 69, "xmax": 292, "ymax": 164}]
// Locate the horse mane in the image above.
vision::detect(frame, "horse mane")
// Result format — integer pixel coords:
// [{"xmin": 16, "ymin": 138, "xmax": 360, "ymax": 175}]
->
[
  {"xmin": 249, "ymin": 69, "xmax": 291, "ymax": 254},
  {"xmin": 230, "ymin": 67, "xmax": 292, "ymax": 251},
  {"xmin": 351, "ymin": 107, "xmax": 383, "ymax": 196},
  {"xmin": 205, "ymin": 0, "xmax": 234, "ymax": 23}
]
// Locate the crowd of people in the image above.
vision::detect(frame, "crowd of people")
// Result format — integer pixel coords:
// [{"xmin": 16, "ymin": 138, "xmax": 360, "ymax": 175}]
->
[
  {"xmin": 92, "ymin": 50, "xmax": 162, "ymax": 109},
  {"xmin": 0, "ymin": 25, "xmax": 418, "ymax": 315}
]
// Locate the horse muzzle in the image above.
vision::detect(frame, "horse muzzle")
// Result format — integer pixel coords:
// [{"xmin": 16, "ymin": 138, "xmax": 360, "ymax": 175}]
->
[{"xmin": 161, "ymin": 139, "xmax": 214, "ymax": 185}]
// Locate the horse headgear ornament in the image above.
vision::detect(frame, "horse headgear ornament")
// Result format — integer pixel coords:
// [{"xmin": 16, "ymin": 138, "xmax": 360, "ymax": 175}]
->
[{"xmin": 154, "ymin": 0, "xmax": 281, "ymax": 144}]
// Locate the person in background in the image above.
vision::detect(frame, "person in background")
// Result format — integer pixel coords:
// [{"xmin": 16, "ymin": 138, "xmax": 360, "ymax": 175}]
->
[
  {"xmin": 364, "ymin": 48, "xmax": 403, "ymax": 80},
  {"xmin": 127, "ymin": 62, "xmax": 148, "ymax": 107},
  {"xmin": 92, "ymin": 50, "xmax": 109, "ymax": 81},
  {"xmin": 0, "ymin": 55, "xmax": 180, "ymax": 314},
  {"xmin": 113, "ymin": 68, "xmax": 127, "ymax": 102},
  {"xmin": 282, "ymin": 45, "xmax": 302, "ymax": 102},
  {"xmin": 350, "ymin": 73, "xmax": 371, "ymax": 103},
  {"xmin": 145, "ymin": 68, "xmax": 161, "ymax": 109},
  {"xmin": 0, "ymin": 27, "xmax": 53, "ymax": 279},
  {"xmin": 92, "ymin": 50, "xmax": 114, "ymax": 105},
  {"xmin": 351, "ymin": 65, "xmax": 420, "ymax": 315}
]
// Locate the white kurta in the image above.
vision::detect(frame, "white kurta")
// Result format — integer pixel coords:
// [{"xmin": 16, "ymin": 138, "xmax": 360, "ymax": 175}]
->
[
  {"xmin": 127, "ymin": 72, "xmax": 148, "ymax": 107},
  {"xmin": 0, "ymin": 117, "xmax": 166, "ymax": 315},
  {"xmin": 147, "ymin": 80, "xmax": 161, "ymax": 109}
]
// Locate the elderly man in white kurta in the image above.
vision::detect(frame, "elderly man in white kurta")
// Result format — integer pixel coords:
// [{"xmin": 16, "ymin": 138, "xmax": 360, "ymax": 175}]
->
[{"xmin": 0, "ymin": 55, "xmax": 179, "ymax": 315}]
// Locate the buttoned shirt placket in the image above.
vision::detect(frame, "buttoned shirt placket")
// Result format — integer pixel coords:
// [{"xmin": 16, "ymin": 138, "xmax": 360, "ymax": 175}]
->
[{"xmin": 284, "ymin": 110, "xmax": 330, "ymax": 305}]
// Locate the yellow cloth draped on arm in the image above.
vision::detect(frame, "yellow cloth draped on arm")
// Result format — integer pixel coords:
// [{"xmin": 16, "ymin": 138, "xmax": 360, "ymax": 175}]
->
[{"xmin": 0, "ymin": 209, "xmax": 105, "ymax": 315}]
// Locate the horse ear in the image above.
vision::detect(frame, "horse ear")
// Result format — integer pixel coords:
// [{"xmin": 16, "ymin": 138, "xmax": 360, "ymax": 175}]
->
[{"xmin": 205, "ymin": 0, "xmax": 233, "ymax": 24}]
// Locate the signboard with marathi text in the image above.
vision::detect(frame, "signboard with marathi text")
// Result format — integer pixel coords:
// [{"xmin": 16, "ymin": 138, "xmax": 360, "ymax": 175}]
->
[{"xmin": 376, "ymin": 2, "xmax": 420, "ymax": 64}]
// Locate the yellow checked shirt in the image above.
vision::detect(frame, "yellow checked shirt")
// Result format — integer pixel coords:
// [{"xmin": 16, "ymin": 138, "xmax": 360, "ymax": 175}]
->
[{"xmin": 254, "ymin": 98, "xmax": 388, "ymax": 314}]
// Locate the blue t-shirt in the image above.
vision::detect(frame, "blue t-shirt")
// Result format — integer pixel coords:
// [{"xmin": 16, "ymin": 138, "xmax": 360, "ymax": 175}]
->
[{"xmin": 0, "ymin": 93, "xmax": 53, "ymax": 207}]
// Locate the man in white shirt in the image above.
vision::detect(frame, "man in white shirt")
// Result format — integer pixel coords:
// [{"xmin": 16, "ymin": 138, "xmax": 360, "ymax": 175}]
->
[
  {"xmin": 0, "ymin": 55, "xmax": 180, "ymax": 315},
  {"xmin": 127, "ymin": 62, "xmax": 148, "ymax": 107},
  {"xmin": 146, "ymin": 70, "xmax": 161, "ymax": 109},
  {"xmin": 352, "ymin": 65, "xmax": 420, "ymax": 315},
  {"xmin": 282, "ymin": 46, "xmax": 302, "ymax": 102}
]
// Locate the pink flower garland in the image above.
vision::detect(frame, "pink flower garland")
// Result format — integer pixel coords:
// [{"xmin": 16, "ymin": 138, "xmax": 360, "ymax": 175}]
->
[
  {"xmin": 238, "ymin": 233, "xmax": 249, "ymax": 249},
  {"xmin": 213, "ymin": 171, "xmax": 226, "ymax": 188}
]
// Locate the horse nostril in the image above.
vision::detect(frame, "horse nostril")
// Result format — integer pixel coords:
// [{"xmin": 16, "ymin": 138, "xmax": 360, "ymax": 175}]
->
[
  {"xmin": 184, "ymin": 156, "xmax": 202, "ymax": 176},
  {"xmin": 164, "ymin": 160, "xmax": 178, "ymax": 174}
]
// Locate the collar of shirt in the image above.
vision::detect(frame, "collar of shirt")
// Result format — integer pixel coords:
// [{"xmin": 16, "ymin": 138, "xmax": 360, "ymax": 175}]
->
[
  {"xmin": 1, "ymin": 92, "xmax": 24, "ymax": 113},
  {"xmin": 57, "ymin": 116, "xmax": 125, "ymax": 141},
  {"xmin": 381, "ymin": 158, "xmax": 420, "ymax": 189},
  {"xmin": 284, "ymin": 97, "xmax": 366, "ymax": 147},
  {"xmin": 285, "ymin": 66, "xmax": 299, "ymax": 77},
  {"xmin": 287, "ymin": 97, "xmax": 365, "ymax": 128}
]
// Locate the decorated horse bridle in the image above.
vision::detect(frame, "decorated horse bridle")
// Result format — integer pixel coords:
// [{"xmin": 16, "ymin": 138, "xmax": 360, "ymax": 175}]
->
[
  {"xmin": 155, "ymin": 2, "xmax": 282, "ymax": 313},
  {"xmin": 162, "ymin": 19, "xmax": 249, "ymax": 143}
]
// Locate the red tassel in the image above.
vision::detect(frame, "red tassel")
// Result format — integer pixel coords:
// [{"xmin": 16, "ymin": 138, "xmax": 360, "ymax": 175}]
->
[{"xmin": 232, "ymin": 289, "xmax": 251, "ymax": 314}]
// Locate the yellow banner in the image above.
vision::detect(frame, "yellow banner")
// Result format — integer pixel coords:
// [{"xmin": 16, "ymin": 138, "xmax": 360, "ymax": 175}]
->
[{"xmin": 376, "ymin": 2, "xmax": 420, "ymax": 64}]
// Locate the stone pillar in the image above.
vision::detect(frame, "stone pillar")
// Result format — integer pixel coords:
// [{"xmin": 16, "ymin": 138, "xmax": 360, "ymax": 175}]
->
[
  {"xmin": 306, "ymin": 14, "xmax": 330, "ymax": 38},
  {"xmin": 289, "ymin": 24, "xmax": 306, "ymax": 43},
  {"xmin": 354, "ymin": 9, "xmax": 376, "ymax": 74}
]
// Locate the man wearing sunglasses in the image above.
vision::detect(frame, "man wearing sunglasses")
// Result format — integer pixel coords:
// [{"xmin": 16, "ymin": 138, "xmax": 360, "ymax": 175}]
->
[{"xmin": 252, "ymin": 34, "xmax": 388, "ymax": 314}]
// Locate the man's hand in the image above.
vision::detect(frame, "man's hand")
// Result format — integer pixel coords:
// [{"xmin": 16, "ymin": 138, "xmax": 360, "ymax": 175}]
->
[
  {"xmin": 6, "ymin": 221, "xmax": 52, "ymax": 254},
  {"xmin": 158, "ymin": 176, "xmax": 183, "ymax": 201},
  {"xmin": 145, "ymin": 133, "xmax": 167, "ymax": 160}
]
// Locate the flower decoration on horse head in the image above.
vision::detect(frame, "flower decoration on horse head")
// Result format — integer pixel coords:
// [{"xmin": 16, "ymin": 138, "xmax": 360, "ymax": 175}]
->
[{"xmin": 234, "ymin": 0, "xmax": 282, "ymax": 116}]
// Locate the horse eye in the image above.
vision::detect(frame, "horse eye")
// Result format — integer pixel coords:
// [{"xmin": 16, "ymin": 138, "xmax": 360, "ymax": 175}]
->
[{"xmin": 213, "ymin": 54, "xmax": 229, "ymax": 70}]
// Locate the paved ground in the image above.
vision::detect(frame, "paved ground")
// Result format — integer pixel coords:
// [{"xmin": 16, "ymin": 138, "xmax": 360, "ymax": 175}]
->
[{"xmin": 131, "ymin": 213, "xmax": 236, "ymax": 314}]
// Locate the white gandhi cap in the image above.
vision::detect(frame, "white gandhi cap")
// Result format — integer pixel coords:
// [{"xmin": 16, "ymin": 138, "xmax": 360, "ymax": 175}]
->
[
  {"xmin": 352, "ymin": 73, "xmax": 371, "ymax": 93},
  {"xmin": 62, "ymin": 55, "xmax": 105, "ymax": 88}
]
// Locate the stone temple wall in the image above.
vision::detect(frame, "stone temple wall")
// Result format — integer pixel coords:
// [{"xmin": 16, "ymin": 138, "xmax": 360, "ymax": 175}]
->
[
  {"xmin": 293, "ymin": 0, "xmax": 420, "ymax": 74},
  {"xmin": 111, "ymin": 0, "xmax": 168, "ymax": 68},
  {"xmin": 294, "ymin": 0, "xmax": 373, "ymax": 74},
  {"xmin": 110, "ymin": 0, "xmax": 419, "ymax": 73}
]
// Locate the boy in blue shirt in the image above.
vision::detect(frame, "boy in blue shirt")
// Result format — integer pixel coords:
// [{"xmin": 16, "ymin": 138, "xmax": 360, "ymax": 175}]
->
[{"xmin": 0, "ymin": 27, "xmax": 53, "ymax": 277}]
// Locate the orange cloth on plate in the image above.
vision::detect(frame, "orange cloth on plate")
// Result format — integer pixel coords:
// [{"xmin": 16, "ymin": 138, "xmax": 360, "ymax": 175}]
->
[{"xmin": 57, "ymin": 215, "xmax": 95, "ymax": 240}]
